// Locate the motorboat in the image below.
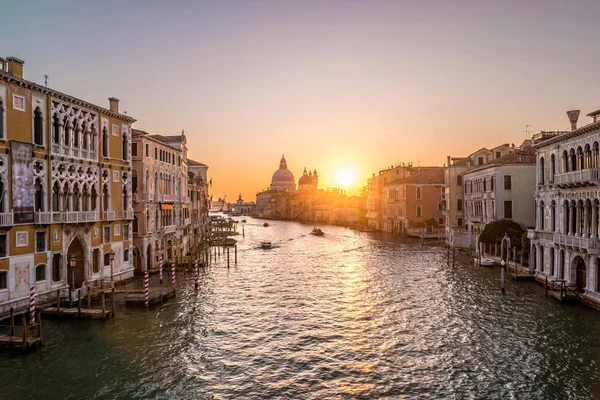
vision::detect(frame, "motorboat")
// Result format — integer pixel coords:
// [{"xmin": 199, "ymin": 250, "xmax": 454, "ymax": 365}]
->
[
  {"xmin": 223, "ymin": 238, "xmax": 237, "ymax": 246},
  {"xmin": 241, "ymin": 219, "xmax": 247, "ymax": 223},
  {"xmin": 263, "ymin": 222, "xmax": 269, "ymax": 227},
  {"xmin": 310, "ymin": 228, "xmax": 324, "ymax": 236},
  {"xmin": 260, "ymin": 241, "xmax": 273, "ymax": 249},
  {"xmin": 480, "ymin": 257, "xmax": 495, "ymax": 267}
]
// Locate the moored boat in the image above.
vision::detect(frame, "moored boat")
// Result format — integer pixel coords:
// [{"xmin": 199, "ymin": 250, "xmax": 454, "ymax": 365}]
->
[
  {"xmin": 263, "ymin": 222, "xmax": 269, "ymax": 227},
  {"xmin": 310, "ymin": 227, "xmax": 324, "ymax": 236},
  {"xmin": 260, "ymin": 241, "xmax": 272, "ymax": 249},
  {"xmin": 480, "ymin": 257, "xmax": 495, "ymax": 267}
]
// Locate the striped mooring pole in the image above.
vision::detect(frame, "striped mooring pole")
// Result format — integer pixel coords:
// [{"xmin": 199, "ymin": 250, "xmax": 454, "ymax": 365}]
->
[
  {"xmin": 144, "ymin": 271, "xmax": 150, "ymax": 308},
  {"xmin": 194, "ymin": 261, "xmax": 199, "ymax": 290},
  {"xmin": 159, "ymin": 255, "xmax": 164, "ymax": 284},
  {"xmin": 29, "ymin": 285, "xmax": 36, "ymax": 325},
  {"xmin": 171, "ymin": 263, "xmax": 176, "ymax": 291}
]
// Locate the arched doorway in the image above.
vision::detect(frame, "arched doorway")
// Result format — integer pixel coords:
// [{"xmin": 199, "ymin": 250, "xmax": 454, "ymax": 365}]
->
[
  {"xmin": 67, "ymin": 237, "xmax": 86, "ymax": 288},
  {"xmin": 573, "ymin": 256, "xmax": 586, "ymax": 292},
  {"xmin": 146, "ymin": 243, "xmax": 154, "ymax": 271},
  {"xmin": 559, "ymin": 249, "xmax": 565, "ymax": 279},
  {"xmin": 133, "ymin": 245, "xmax": 142, "ymax": 273}
]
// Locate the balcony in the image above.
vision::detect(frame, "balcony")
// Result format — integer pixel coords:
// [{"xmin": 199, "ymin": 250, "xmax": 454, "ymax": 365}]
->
[
  {"xmin": 469, "ymin": 215, "xmax": 483, "ymax": 223},
  {"xmin": 102, "ymin": 211, "xmax": 116, "ymax": 221},
  {"xmin": 51, "ymin": 211, "xmax": 98, "ymax": 224},
  {"xmin": 122, "ymin": 210, "xmax": 134, "ymax": 220},
  {"xmin": 553, "ymin": 232, "xmax": 600, "ymax": 254},
  {"xmin": 0, "ymin": 212, "xmax": 13, "ymax": 227},
  {"xmin": 34, "ymin": 211, "xmax": 53, "ymax": 224},
  {"xmin": 554, "ymin": 168, "xmax": 600, "ymax": 188}
]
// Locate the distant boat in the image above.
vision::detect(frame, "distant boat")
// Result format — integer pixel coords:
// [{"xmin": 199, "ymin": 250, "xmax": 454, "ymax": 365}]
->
[
  {"xmin": 241, "ymin": 219, "xmax": 247, "ymax": 223},
  {"xmin": 263, "ymin": 222, "xmax": 269, "ymax": 227},
  {"xmin": 260, "ymin": 241, "xmax": 272, "ymax": 249},
  {"xmin": 224, "ymin": 238, "xmax": 237, "ymax": 246},
  {"xmin": 480, "ymin": 257, "xmax": 495, "ymax": 267},
  {"xmin": 310, "ymin": 227, "xmax": 324, "ymax": 236}
]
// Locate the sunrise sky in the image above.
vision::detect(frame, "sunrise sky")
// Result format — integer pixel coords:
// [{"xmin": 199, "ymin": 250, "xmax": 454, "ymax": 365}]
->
[{"xmin": 3, "ymin": 1, "xmax": 600, "ymax": 199}]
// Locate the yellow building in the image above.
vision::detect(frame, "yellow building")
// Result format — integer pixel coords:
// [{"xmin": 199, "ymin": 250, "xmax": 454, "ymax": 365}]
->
[{"xmin": 0, "ymin": 56, "xmax": 136, "ymax": 316}]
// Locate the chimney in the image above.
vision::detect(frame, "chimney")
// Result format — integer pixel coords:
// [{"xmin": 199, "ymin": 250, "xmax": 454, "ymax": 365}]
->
[
  {"xmin": 109, "ymin": 97, "xmax": 119, "ymax": 113},
  {"xmin": 6, "ymin": 57, "xmax": 24, "ymax": 78},
  {"xmin": 567, "ymin": 110, "xmax": 580, "ymax": 131}
]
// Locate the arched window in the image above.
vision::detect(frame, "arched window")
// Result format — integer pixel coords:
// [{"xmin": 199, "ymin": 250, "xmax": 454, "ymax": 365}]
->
[
  {"xmin": 133, "ymin": 216, "xmax": 139, "ymax": 233},
  {"xmin": 82, "ymin": 185, "xmax": 89, "ymax": 212},
  {"xmin": 90, "ymin": 128, "xmax": 97, "ymax": 152},
  {"xmin": 539, "ymin": 201, "xmax": 545, "ymax": 230},
  {"xmin": 73, "ymin": 126, "xmax": 80, "ymax": 148},
  {"xmin": 33, "ymin": 107, "xmax": 44, "ymax": 146},
  {"xmin": 551, "ymin": 201, "xmax": 556, "ymax": 231},
  {"xmin": 102, "ymin": 127, "xmax": 109, "ymax": 157},
  {"xmin": 122, "ymin": 185, "xmax": 128, "ymax": 211},
  {"xmin": 34, "ymin": 178, "xmax": 44, "ymax": 212},
  {"xmin": 63, "ymin": 117, "xmax": 70, "ymax": 146},
  {"xmin": 52, "ymin": 114, "xmax": 60, "ymax": 144},
  {"xmin": 570, "ymin": 149, "xmax": 576, "ymax": 171},
  {"xmin": 91, "ymin": 185, "xmax": 98, "ymax": 211},
  {"xmin": 146, "ymin": 212, "xmax": 150, "ymax": 233},
  {"xmin": 103, "ymin": 183, "xmax": 110, "ymax": 212},
  {"xmin": 539, "ymin": 157, "xmax": 545, "ymax": 185},
  {"xmin": 416, "ymin": 204, "xmax": 422, "ymax": 217},
  {"xmin": 550, "ymin": 248, "xmax": 555, "ymax": 276}
]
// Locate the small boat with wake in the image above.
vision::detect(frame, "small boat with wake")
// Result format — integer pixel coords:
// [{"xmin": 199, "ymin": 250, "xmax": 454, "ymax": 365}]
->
[
  {"xmin": 263, "ymin": 222, "xmax": 269, "ymax": 227},
  {"xmin": 310, "ymin": 227, "xmax": 324, "ymax": 236},
  {"xmin": 260, "ymin": 241, "xmax": 273, "ymax": 249},
  {"xmin": 480, "ymin": 257, "xmax": 495, "ymax": 267}
]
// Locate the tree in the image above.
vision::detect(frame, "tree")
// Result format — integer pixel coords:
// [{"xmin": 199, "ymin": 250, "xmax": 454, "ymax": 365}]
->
[
  {"xmin": 478, "ymin": 219, "xmax": 525, "ymax": 251},
  {"xmin": 359, "ymin": 185, "xmax": 368, "ymax": 198}
]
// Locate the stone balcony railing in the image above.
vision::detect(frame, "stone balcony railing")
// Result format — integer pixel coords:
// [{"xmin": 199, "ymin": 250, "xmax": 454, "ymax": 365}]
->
[
  {"xmin": 122, "ymin": 210, "xmax": 134, "ymax": 220},
  {"xmin": 553, "ymin": 232, "xmax": 600, "ymax": 254},
  {"xmin": 51, "ymin": 143, "xmax": 97, "ymax": 161},
  {"xmin": 554, "ymin": 168, "xmax": 600, "ymax": 188},
  {"xmin": 52, "ymin": 211, "xmax": 98, "ymax": 224},
  {"xmin": 0, "ymin": 212, "xmax": 13, "ymax": 227},
  {"xmin": 468, "ymin": 215, "xmax": 483, "ymax": 222},
  {"xmin": 102, "ymin": 211, "xmax": 116, "ymax": 221},
  {"xmin": 34, "ymin": 211, "xmax": 53, "ymax": 224}
]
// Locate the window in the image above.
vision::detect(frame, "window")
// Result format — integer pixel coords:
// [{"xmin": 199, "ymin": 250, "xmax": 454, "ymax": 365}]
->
[
  {"xmin": 504, "ymin": 200, "xmax": 513, "ymax": 219},
  {"xmin": 457, "ymin": 217, "xmax": 463, "ymax": 227},
  {"xmin": 0, "ymin": 99, "xmax": 5, "ymax": 140},
  {"xmin": 102, "ymin": 127, "xmax": 109, "ymax": 157},
  {"xmin": 483, "ymin": 178, "xmax": 487, "ymax": 192},
  {"xmin": 145, "ymin": 143, "xmax": 149, "ymax": 157},
  {"xmin": 93, "ymin": 249, "xmax": 100, "ymax": 273},
  {"xmin": 504, "ymin": 175, "xmax": 512, "ymax": 190},
  {"xmin": 35, "ymin": 264, "xmax": 46, "ymax": 282},
  {"xmin": 52, "ymin": 254, "xmax": 61, "ymax": 282},
  {"xmin": 124, "ymin": 224, "xmax": 130, "ymax": 240},
  {"xmin": 478, "ymin": 156, "xmax": 484, "ymax": 165},
  {"xmin": 438, "ymin": 217, "xmax": 444, "ymax": 225},
  {"xmin": 0, "ymin": 233, "xmax": 6, "ymax": 257},
  {"xmin": 33, "ymin": 107, "xmax": 44, "ymax": 145},
  {"xmin": 104, "ymin": 226, "xmax": 111, "ymax": 243},
  {"xmin": 457, "ymin": 175, "xmax": 462, "ymax": 186},
  {"xmin": 122, "ymin": 134, "xmax": 128, "ymax": 161},
  {"xmin": 133, "ymin": 216, "xmax": 139, "ymax": 233},
  {"xmin": 114, "ymin": 224, "xmax": 120, "ymax": 236},
  {"xmin": 417, "ymin": 205, "xmax": 422, "ymax": 217},
  {"xmin": 124, "ymin": 249, "xmax": 129, "ymax": 262},
  {"xmin": 35, "ymin": 231, "xmax": 46, "ymax": 253},
  {"xmin": 132, "ymin": 143, "xmax": 138, "ymax": 157},
  {"xmin": 104, "ymin": 253, "xmax": 111, "ymax": 266},
  {"xmin": 0, "ymin": 271, "xmax": 6, "ymax": 289},
  {"xmin": 154, "ymin": 147, "xmax": 158, "ymax": 159},
  {"xmin": 491, "ymin": 176, "xmax": 494, "ymax": 191},
  {"xmin": 457, "ymin": 198, "xmax": 463, "ymax": 211},
  {"xmin": 416, "ymin": 187, "xmax": 422, "ymax": 200}
]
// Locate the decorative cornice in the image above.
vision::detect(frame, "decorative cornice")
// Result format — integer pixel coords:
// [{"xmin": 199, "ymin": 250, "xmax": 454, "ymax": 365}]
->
[
  {"xmin": 0, "ymin": 71, "xmax": 136, "ymax": 124},
  {"xmin": 534, "ymin": 121, "xmax": 600, "ymax": 149}
]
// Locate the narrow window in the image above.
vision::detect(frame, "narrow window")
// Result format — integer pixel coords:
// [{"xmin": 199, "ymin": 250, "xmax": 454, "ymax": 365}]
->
[
  {"xmin": 504, "ymin": 200, "xmax": 513, "ymax": 219},
  {"xmin": 102, "ymin": 127, "xmax": 109, "ymax": 157},
  {"xmin": 417, "ymin": 204, "xmax": 422, "ymax": 217},
  {"xmin": 478, "ymin": 156, "xmax": 484, "ymax": 165},
  {"xmin": 456, "ymin": 175, "xmax": 462, "ymax": 185},
  {"xmin": 104, "ymin": 226, "xmax": 111, "ymax": 243},
  {"xmin": 92, "ymin": 249, "xmax": 100, "ymax": 273},
  {"xmin": 104, "ymin": 253, "xmax": 111, "ymax": 266},
  {"xmin": 0, "ymin": 271, "xmax": 6, "ymax": 289},
  {"xmin": 122, "ymin": 134, "xmax": 128, "ymax": 161},
  {"xmin": 145, "ymin": 143, "xmax": 149, "ymax": 157},
  {"xmin": 124, "ymin": 249, "xmax": 129, "ymax": 262},
  {"xmin": 0, "ymin": 233, "xmax": 7, "ymax": 257},
  {"xmin": 131, "ymin": 142, "xmax": 138, "ymax": 157},
  {"xmin": 416, "ymin": 187, "xmax": 422, "ymax": 200},
  {"xmin": 124, "ymin": 224, "xmax": 130, "ymax": 240},
  {"xmin": 457, "ymin": 217, "xmax": 463, "ymax": 227},
  {"xmin": 35, "ymin": 264, "xmax": 46, "ymax": 282},
  {"xmin": 504, "ymin": 175, "xmax": 512, "ymax": 190},
  {"xmin": 52, "ymin": 254, "xmax": 61, "ymax": 281},
  {"xmin": 457, "ymin": 198, "xmax": 463, "ymax": 211},
  {"xmin": 33, "ymin": 107, "xmax": 44, "ymax": 145},
  {"xmin": 52, "ymin": 114, "xmax": 60, "ymax": 144},
  {"xmin": 35, "ymin": 231, "xmax": 46, "ymax": 253}
]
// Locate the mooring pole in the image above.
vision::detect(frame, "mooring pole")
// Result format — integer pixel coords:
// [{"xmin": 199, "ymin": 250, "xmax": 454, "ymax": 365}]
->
[
  {"xmin": 9, "ymin": 307, "xmax": 14, "ymax": 337},
  {"xmin": 227, "ymin": 247, "xmax": 230, "ymax": 269},
  {"xmin": 111, "ymin": 287, "xmax": 116, "ymax": 317},
  {"xmin": 243, "ymin": 226, "xmax": 245, "ymax": 238},
  {"xmin": 501, "ymin": 260, "xmax": 506, "ymax": 294},
  {"xmin": 452, "ymin": 247, "xmax": 456, "ymax": 267},
  {"xmin": 77, "ymin": 289, "xmax": 82, "ymax": 317},
  {"xmin": 235, "ymin": 244, "xmax": 238, "ymax": 264},
  {"xmin": 101, "ymin": 291, "xmax": 106, "ymax": 317}
]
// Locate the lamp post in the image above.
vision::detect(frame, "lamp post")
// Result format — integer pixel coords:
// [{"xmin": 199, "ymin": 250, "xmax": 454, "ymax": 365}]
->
[{"xmin": 109, "ymin": 251, "xmax": 115, "ymax": 288}]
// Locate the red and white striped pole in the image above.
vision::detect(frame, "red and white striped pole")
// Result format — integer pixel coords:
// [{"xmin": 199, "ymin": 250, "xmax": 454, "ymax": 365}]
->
[
  {"xmin": 144, "ymin": 271, "xmax": 150, "ymax": 308},
  {"xmin": 159, "ymin": 255, "xmax": 163, "ymax": 284},
  {"xmin": 194, "ymin": 261, "xmax": 199, "ymax": 290},
  {"xmin": 171, "ymin": 263, "xmax": 176, "ymax": 291},
  {"xmin": 29, "ymin": 285, "xmax": 36, "ymax": 325}
]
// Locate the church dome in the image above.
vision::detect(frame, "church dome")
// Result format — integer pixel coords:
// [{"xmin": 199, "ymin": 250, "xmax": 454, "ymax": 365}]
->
[
  {"xmin": 270, "ymin": 155, "xmax": 296, "ymax": 191},
  {"xmin": 298, "ymin": 174, "xmax": 312, "ymax": 185}
]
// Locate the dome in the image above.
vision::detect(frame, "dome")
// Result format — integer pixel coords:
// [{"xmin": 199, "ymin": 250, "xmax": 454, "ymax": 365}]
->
[
  {"xmin": 270, "ymin": 155, "xmax": 296, "ymax": 191},
  {"xmin": 298, "ymin": 174, "xmax": 312, "ymax": 185}
]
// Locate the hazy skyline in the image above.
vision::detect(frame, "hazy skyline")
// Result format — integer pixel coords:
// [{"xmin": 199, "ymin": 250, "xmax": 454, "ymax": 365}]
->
[{"xmin": 3, "ymin": 0, "xmax": 600, "ymax": 199}]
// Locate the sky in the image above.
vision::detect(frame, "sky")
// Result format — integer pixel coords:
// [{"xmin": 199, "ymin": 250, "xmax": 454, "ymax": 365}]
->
[{"xmin": 2, "ymin": 0, "xmax": 600, "ymax": 200}]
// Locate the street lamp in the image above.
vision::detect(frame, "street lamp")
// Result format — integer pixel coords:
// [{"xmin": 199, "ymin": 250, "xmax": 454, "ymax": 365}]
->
[
  {"xmin": 69, "ymin": 256, "xmax": 76, "ymax": 289},
  {"xmin": 108, "ymin": 251, "xmax": 115, "ymax": 288}
]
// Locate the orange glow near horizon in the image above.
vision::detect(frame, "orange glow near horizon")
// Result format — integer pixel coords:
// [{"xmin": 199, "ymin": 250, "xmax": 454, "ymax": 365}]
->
[{"xmin": 335, "ymin": 167, "xmax": 357, "ymax": 189}]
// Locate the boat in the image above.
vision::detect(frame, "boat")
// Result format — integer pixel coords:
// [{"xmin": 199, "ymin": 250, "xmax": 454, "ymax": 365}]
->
[
  {"xmin": 241, "ymin": 219, "xmax": 247, "ymax": 223},
  {"xmin": 263, "ymin": 223, "xmax": 269, "ymax": 227},
  {"xmin": 310, "ymin": 227, "xmax": 324, "ymax": 236},
  {"xmin": 223, "ymin": 238, "xmax": 237, "ymax": 246},
  {"xmin": 480, "ymin": 257, "xmax": 495, "ymax": 267},
  {"xmin": 260, "ymin": 241, "xmax": 272, "ymax": 249}
]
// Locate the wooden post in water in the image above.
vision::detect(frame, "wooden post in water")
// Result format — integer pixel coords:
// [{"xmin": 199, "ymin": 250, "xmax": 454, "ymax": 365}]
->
[
  {"xmin": 101, "ymin": 291, "xmax": 106, "ymax": 317},
  {"xmin": 243, "ymin": 225, "xmax": 245, "ymax": 238},
  {"xmin": 545, "ymin": 276, "xmax": 548, "ymax": 297},
  {"xmin": 469, "ymin": 243, "xmax": 473, "ymax": 265},
  {"xmin": 38, "ymin": 313, "xmax": 42, "ymax": 343},
  {"xmin": 227, "ymin": 247, "xmax": 230, "ymax": 269},
  {"xmin": 21, "ymin": 317, "xmax": 27, "ymax": 350},
  {"xmin": 235, "ymin": 244, "xmax": 238, "ymax": 264},
  {"xmin": 452, "ymin": 247, "xmax": 456, "ymax": 267},
  {"xmin": 77, "ymin": 289, "xmax": 82, "ymax": 318},
  {"xmin": 500, "ymin": 260, "xmax": 506, "ymax": 295},
  {"xmin": 111, "ymin": 288, "xmax": 116, "ymax": 317},
  {"xmin": 9, "ymin": 307, "xmax": 15, "ymax": 337},
  {"xmin": 87, "ymin": 288, "xmax": 91, "ymax": 309},
  {"xmin": 447, "ymin": 245, "xmax": 450, "ymax": 265},
  {"xmin": 56, "ymin": 290, "xmax": 61, "ymax": 315}
]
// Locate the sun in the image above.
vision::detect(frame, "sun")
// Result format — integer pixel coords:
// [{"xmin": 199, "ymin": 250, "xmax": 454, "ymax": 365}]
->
[{"xmin": 335, "ymin": 168, "xmax": 356, "ymax": 188}]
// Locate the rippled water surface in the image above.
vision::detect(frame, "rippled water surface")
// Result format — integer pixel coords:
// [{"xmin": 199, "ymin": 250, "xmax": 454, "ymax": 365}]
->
[{"xmin": 3, "ymin": 217, "xmax": 600, "ymax": 399}]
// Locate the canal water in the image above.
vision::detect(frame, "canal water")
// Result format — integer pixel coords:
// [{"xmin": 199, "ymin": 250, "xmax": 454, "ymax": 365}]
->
[{"xmin": 2, "ymin": 217, "xmax": 600, "ymax": 399}]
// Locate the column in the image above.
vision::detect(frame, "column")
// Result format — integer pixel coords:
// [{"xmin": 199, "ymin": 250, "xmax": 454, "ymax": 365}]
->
[
  {"xmin": 554, "ymin": 246, "xmax": 559, "ymax": 277},
  {"xmin": 576, "ymin": 204, "xmax": 581, "ymax": 236}
]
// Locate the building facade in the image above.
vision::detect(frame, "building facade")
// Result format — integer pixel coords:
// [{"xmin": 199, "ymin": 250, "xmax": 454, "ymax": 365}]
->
[
  {"xmin": 443, "ymin": 156, "xmax": 468, "ymax": 246},
  {"xmin": 0, "ymin": 56, "xmax": 136, "ymax": 316},
  {"xmin": 530, "ymin": 110, "xmax": 600, "ymax": 304}
]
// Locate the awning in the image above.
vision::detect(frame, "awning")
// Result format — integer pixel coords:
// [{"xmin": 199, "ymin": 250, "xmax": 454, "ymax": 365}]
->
[{"xmin": 161, "ymin": 204, "xmax": 174, "ymax": 210}]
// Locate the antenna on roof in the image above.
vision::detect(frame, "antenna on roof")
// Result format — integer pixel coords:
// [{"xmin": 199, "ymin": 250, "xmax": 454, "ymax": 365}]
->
[
  {"xmin": 44, "ymin": 75, "xmax": 48, "ymax": 87},
  {"xmin": 523, "ymin": 124, "xmax": 532, "ymax": 140}
]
